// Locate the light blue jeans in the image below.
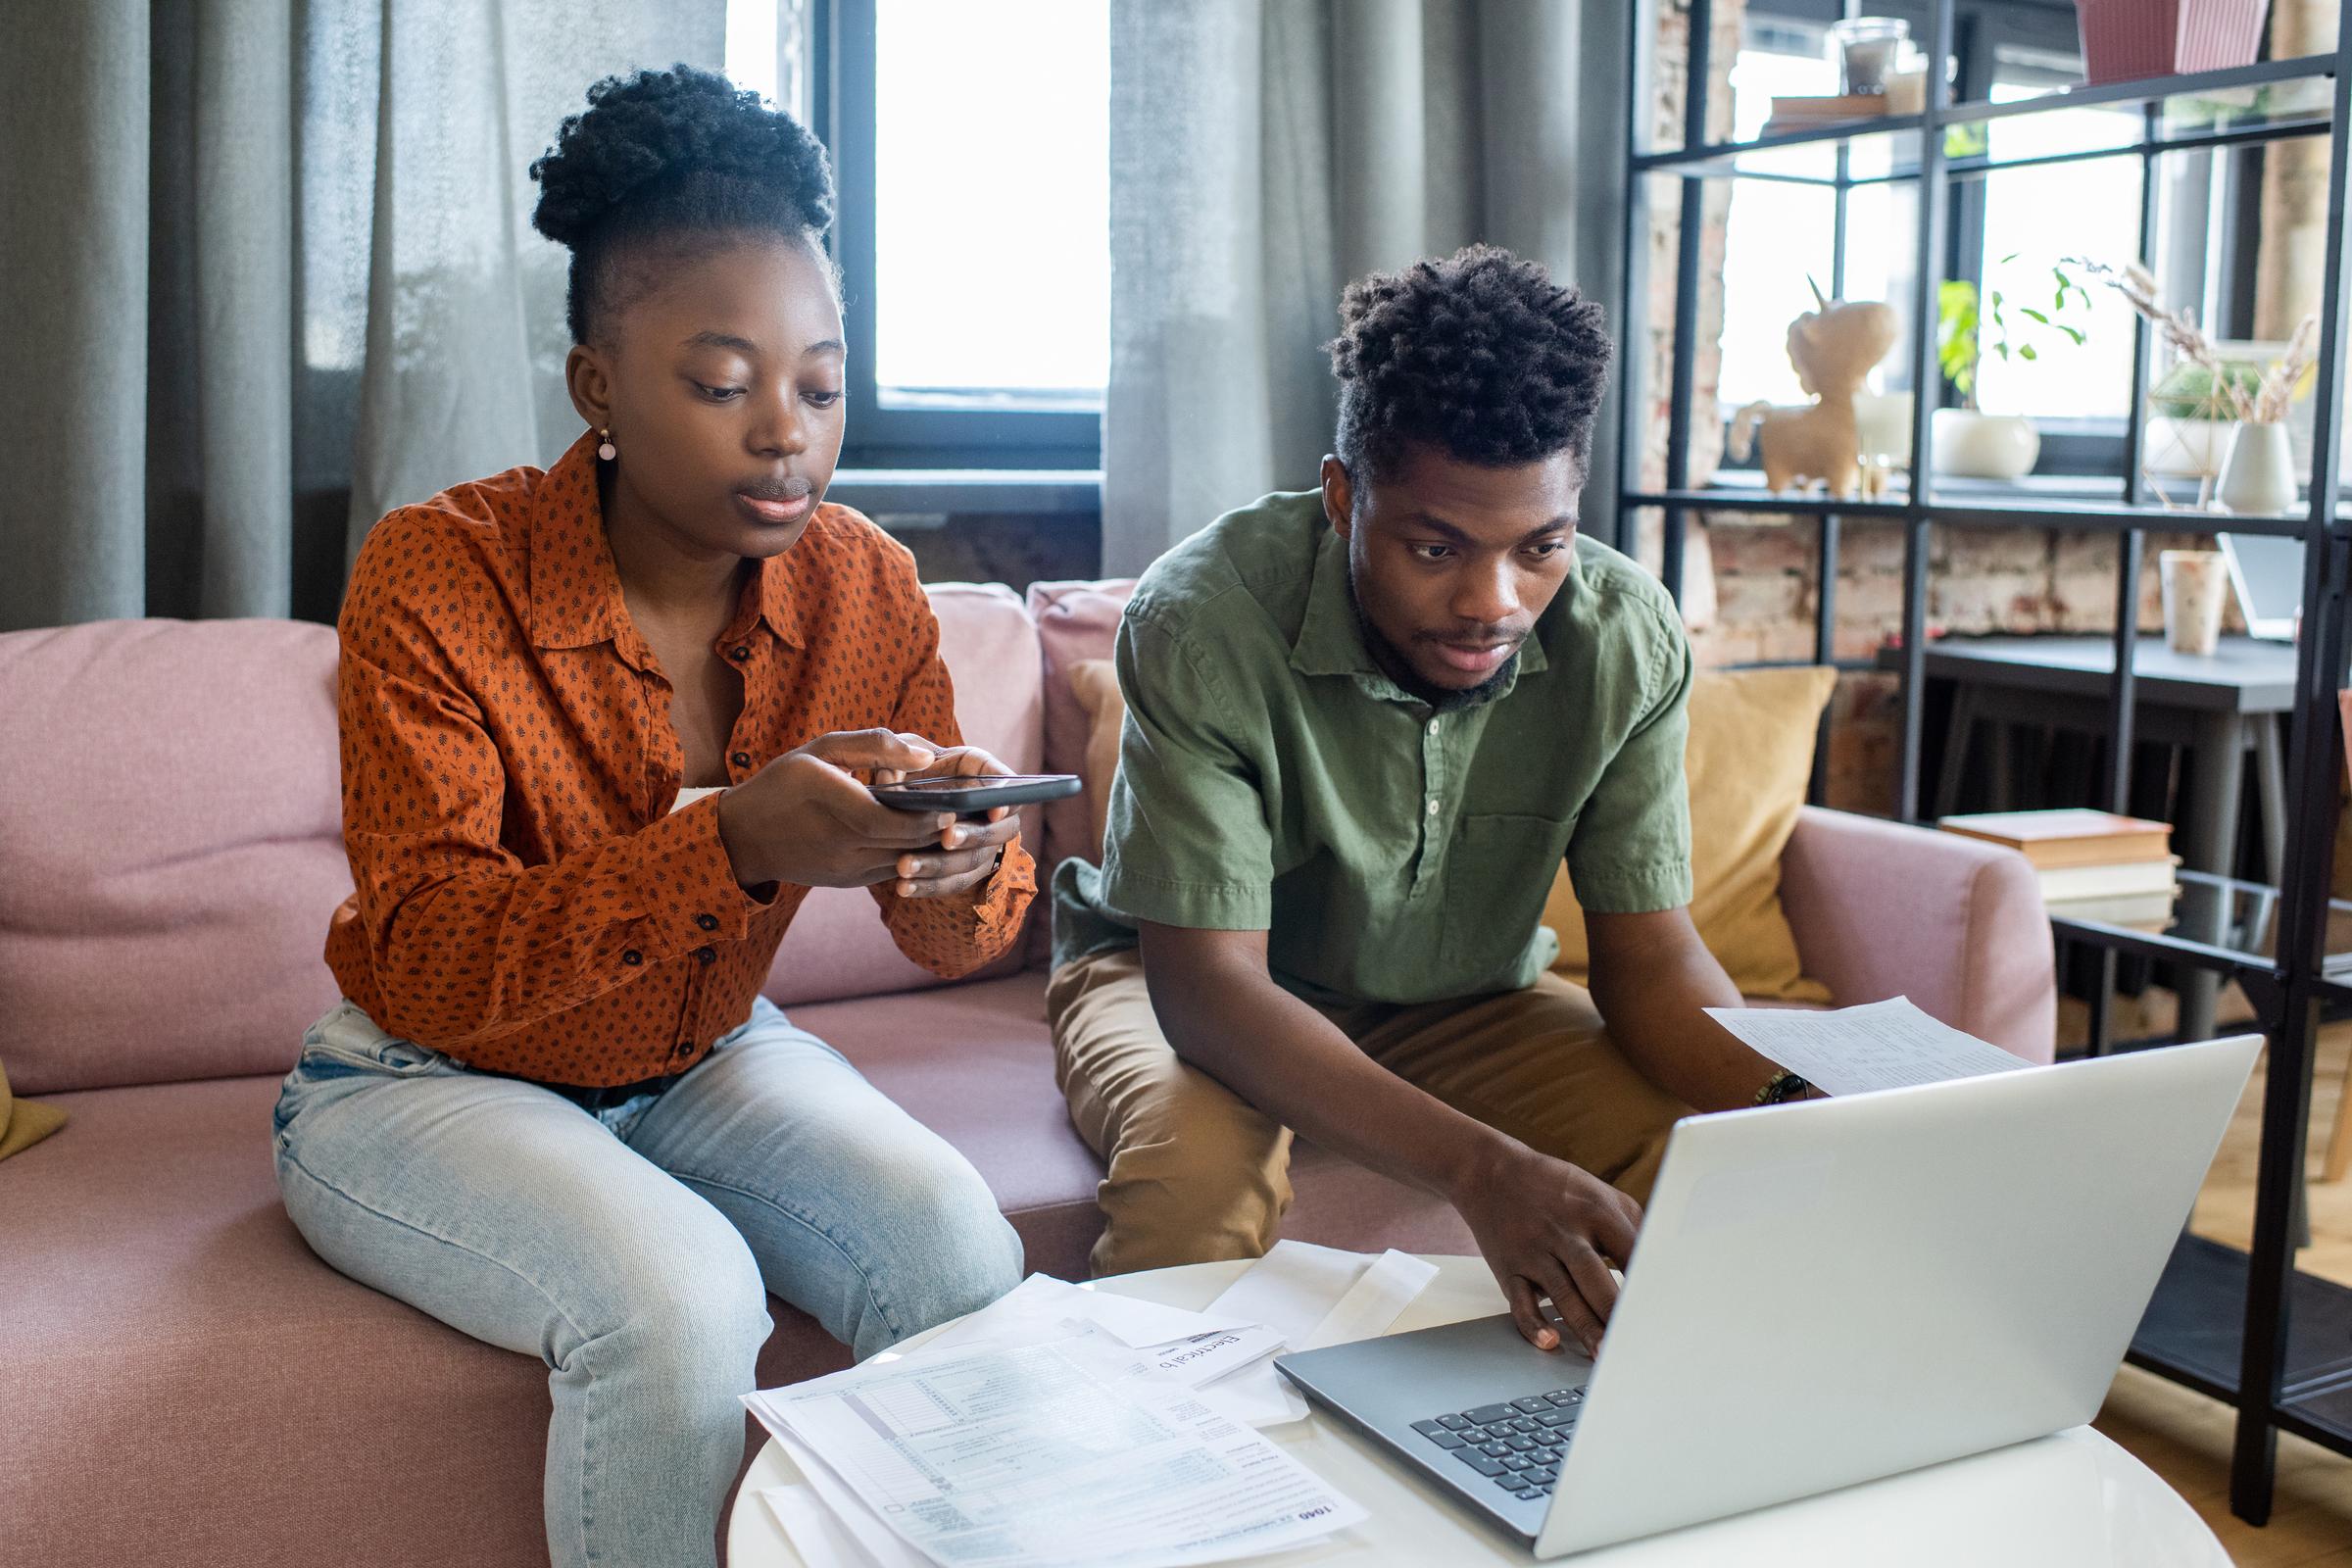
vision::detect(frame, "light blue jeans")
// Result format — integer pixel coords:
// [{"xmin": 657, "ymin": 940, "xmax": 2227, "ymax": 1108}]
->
[{"xmin": 272, "ymin": 996, "xmax": 1023, "ymax": 1568}]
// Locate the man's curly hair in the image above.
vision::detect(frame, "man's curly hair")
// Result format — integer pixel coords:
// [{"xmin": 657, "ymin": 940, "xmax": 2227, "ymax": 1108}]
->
[
  {"xmin": 530, "ymin": 66, "xmax": 835, "ymax": 346},
  {"xmin": 1328, "ymin": 245, "xmax": 1613, "ymax": 484}
]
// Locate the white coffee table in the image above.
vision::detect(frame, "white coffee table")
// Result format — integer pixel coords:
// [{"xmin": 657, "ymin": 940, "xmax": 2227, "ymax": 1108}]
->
[{"xmin": 728, "ymin": 1254, "xmax": 2228, "ymax": 1566}]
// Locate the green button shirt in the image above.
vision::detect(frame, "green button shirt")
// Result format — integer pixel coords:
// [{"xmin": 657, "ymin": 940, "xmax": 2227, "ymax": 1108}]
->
[{"xmin": 1053, "ymin": 490, "xmax": 1695, "ymax": 1007}]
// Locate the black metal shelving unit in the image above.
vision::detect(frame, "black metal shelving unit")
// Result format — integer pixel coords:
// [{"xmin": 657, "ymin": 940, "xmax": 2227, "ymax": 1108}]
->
[{"xmin": 1616, "ymin": 0, "xmax": 2352, "ymax": 1524}]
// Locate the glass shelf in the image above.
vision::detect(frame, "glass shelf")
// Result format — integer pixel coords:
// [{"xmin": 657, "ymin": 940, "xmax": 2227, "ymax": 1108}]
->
[
  {"xmin": 2132, "ymin": 1232, "xmax": 2352, "ymax": 1454},
  {"xmin": 1858, "ymin": 105, "xmax": 2334, "ymax": 189},
  {"xmin": 1620, "ymin": 476, "xmax": 2330, "ymax": 537},
  {"xmin": 2049, "ymin": 869, "xmax": 2352, "ymax": 980},
  {"xmin": 1943, "ymin": 54, "xmax": 2337, "ymax": 129},
  {"xmin": 1638, "ymin": 54, "xmax": 2338, "ymax": 179},
  {"xmin": 1643, "ymin": 126, "xmax": 1918, "ymax": 186},
  {"xmin": 1622, "ymin": 486, "xmax": 1910, "ymax": 519}
]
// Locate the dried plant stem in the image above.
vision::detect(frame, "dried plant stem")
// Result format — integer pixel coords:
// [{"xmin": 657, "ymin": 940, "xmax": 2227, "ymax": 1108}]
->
[
  {"xmin": 2065, "ymin": 255, "xmax": 2319, "ymax": 426},
  {"xmin": 2253, "ymin": 314, "xmax": 2320, "ymax": 425}
]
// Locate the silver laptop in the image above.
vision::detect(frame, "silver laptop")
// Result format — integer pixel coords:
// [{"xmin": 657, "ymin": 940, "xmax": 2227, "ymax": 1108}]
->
[
  {"xmin": 1276, "ymin": 1033, "xmax": 2259, "ymax": 1557},
  {"xmin": 2220, "ymin": 532, "xmax": 2302, "ymax": 640}
]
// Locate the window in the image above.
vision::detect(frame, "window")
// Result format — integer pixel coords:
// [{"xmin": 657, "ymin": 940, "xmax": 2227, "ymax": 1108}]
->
[
  {"xmin": 729, "ymin": 0, "xmax": 1108, "ymax": 468},
  {"xmin": 1965, "ymin": 58, "xmax": 2141, "ymax": 423},
  {"xmin": 1713, "ymin": 2, "xmax": 2225, "ymax": 481},
  {"xmin": 1717, "ymin": 24, "xmax": 1841, "ymax": 411},
  {"xmin": 870, "ymin": 3, "xmax": 1108, "ymax": 409},
  {"xmin": 1715, "ymin": 19, "xmax": 1916, "ymax": 414}
]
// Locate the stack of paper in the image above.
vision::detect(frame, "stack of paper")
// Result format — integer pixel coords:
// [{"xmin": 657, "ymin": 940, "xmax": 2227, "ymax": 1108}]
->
[
  {"xmin": 1198, "ymin": 1245, "xmax": 1438, "ymax": 1425},
  {"xmin": 745, "ymin": 1248, "xmax": 1440, "ymax": 1567},
  {"xmin": 749, "ymin": 1341, "xmax": 1354, "ymax": 1567},
  {"xmin": 900, "ymin": 1273, "xmax": 1298, "ymax": 1425}
]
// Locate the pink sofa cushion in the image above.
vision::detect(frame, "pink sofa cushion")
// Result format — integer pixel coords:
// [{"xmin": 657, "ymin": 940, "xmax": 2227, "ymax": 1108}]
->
[
  {"xmin": 1025, "ymin": 578, "xmax": 1137, "ymax": 876},
  {"xmin": 1779, "ymin": 807, "xmax": 2058, "ymax": 1063},
  {"xmin": 0, "ymin": 619, "xmax": 350, "ymax": 1097},
  {"xmin": 761, "ymin": 582, "xmax": 1048, "ymax": 1005}
]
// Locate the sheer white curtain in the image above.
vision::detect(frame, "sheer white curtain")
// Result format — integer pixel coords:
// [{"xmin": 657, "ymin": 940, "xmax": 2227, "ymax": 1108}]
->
[
  {"xmin": 1102, "ymin": 0, "xmax": 1631, "ymax": 577},
  {"xmin": 0, "ymin": 0, "xmax": 723, "ymax": 631}
]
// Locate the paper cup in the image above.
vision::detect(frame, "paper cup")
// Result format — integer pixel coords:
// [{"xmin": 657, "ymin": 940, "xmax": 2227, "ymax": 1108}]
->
[{"xmin": 2160, "ymin": 550, "xmax": 2229, "ymax": 657}]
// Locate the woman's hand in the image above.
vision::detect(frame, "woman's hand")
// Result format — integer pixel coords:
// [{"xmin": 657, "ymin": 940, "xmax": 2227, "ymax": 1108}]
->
[
  {"xmin": 713, "ymin": 730, "xmax": 1016, "ymax": 897},
  {"xmin": 714, "ymin": 729, "xmax": 955, "ymax": 891},
  {"xmin": 880, "ymin": 742, "xmax": 1021, "ymax": 898}
]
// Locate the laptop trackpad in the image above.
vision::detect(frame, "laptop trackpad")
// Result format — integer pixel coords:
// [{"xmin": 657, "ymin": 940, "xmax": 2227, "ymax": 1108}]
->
[
  {"xmin": 1277, "ymin": 1314, "xmax": 1596, "ymax": 1538},
  {"xmin": 1286, "ymin": 1309, "xmax": 1592, "ymax": 1386}
]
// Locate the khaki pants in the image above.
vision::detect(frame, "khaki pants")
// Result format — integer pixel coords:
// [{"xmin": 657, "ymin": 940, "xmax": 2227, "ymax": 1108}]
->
[{"xmin": 1046, "ymin": 948, "xmax": 1691, "ymax": 1278}]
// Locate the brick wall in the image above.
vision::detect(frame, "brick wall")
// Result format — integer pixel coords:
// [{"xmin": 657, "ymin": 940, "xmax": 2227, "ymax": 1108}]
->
[{"xmin": 1690, "ymin": 518, "xmax": 2218, "ymax": 813}]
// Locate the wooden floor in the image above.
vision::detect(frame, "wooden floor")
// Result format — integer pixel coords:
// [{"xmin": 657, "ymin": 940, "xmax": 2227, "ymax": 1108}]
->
[{"xmin": 2088, "ymin": 1020, "xmax": 2352, "ymax": 1565}]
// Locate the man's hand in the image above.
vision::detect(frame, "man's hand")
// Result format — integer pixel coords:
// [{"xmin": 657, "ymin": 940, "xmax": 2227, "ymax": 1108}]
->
[
  {"xmin": 714, "ymin": 729, "xmax": 1014, "ymax": 895},
  {"xmin": 1134, "ymin": 922, "xmax": 1642, "ymax": 1357},
  {"xmin": 1449, "ymin": 1139, "xmax": 1642, "ymax": 1356}
]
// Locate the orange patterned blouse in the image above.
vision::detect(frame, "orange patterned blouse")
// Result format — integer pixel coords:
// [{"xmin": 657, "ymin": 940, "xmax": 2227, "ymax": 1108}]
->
[{"xmin": 324, "ymin": 429, "xmax": 1036, "ymax": 1086}]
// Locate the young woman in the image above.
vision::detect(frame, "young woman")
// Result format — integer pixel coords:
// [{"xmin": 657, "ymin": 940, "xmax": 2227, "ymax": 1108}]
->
[{"xmin": 272, "ymin": 68, "xmax": 1032, "ymax": 1567}]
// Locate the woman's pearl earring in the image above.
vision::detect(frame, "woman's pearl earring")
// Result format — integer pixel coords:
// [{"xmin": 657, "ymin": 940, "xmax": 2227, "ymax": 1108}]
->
[{"xmin": 597, "ymin": 428, "xmax": 617, "ymax": 462}]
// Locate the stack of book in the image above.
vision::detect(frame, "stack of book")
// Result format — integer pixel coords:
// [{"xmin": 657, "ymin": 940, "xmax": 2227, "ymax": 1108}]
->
[{"xmin": 1936, "ymin": 809, "xmax": 2180, "ymax": 931}]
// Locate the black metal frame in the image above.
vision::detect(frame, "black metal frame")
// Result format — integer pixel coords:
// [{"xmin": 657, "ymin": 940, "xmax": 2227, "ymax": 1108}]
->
[
  {"xmin": 813, "ymin": 0, "xmax": 1102, "ymax": 469},
  {"xmin": 1618, "ymin": 0, "xmax": 2352, "ymax": 1524}
]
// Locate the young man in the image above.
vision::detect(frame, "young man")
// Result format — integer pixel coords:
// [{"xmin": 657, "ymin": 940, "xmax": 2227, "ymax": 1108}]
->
[{"xmin": 1050, "ymin": 245, "xmax": 1793, "ymax": 1356}]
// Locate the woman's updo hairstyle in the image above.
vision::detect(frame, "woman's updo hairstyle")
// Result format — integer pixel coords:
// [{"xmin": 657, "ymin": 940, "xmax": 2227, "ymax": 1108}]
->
[{"xmin": 530, "ymin": 65, "xmax": 835, "ymax": 347}]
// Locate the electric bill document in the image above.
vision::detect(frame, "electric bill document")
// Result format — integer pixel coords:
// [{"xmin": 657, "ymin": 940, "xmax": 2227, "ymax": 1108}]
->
[{"xmin": 749, "ymin": 1337, "xmax": 1363, "ymax": 1567}]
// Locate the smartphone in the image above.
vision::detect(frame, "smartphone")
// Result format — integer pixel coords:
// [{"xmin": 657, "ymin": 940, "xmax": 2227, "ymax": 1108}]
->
[{"xmin": 867, "ymin": 773, "xmax": 1083, "ymax": 815}]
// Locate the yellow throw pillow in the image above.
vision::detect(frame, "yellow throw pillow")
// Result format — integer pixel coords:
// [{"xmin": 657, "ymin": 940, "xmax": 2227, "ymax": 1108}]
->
[
  {"xmin": 0, "ymin": 1057, "xmax": 66, "ymax": 1161},
  {"xmin": 1069, "ymin": 659, "xmax": 1127, "ymax": 861},
  {"xmin": 1545, "ymin": 665, "xmax": 1838, "ymax": 1002}
]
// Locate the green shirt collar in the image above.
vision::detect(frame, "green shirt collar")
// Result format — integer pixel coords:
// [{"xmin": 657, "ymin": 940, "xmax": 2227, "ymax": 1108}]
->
[
  {"xmin": 1286, "ymin": 524, "xmax": 1550, "ymax": 702},
  {"xmin": 1051, "ymin": 492, "xmax": 1695, "ymax": 1007}
]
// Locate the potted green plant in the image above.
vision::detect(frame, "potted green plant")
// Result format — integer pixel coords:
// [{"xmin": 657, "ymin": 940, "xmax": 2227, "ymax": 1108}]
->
[
  {"xmin": 2075, "ymin": 258, "xmax": 2319, "ymax": 513},
  {"xmin": 1934, "ymin": 259, "xmax": 2090, "ymax": 480}
]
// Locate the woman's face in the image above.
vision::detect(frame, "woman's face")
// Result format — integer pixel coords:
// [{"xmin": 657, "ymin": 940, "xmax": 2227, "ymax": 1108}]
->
[{"xmin": 570, "ymin": 232, "xmax": 848, "ymax": 561}]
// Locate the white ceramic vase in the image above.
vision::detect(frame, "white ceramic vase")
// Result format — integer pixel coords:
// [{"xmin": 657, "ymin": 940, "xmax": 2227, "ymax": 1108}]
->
[
  {"xmin": 1932, "ymin": 409, "xmax": 2040, "ymax": 480},
  {"xmin": 2216, "ymin": 421, "xmax": 2298, "ymax": 515}
]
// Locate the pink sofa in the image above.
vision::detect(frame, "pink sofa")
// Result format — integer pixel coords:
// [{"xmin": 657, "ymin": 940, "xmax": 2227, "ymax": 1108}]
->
[{"xmin": 0, "ymin": 583, "xmax": 2055, "ymax": 1567}]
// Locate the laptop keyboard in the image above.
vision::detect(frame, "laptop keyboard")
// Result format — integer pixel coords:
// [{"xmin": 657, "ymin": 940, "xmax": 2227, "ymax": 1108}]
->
[{"xmin": 1408, "ymin": 1389, "xmax": 1585, "ymax": 1502}]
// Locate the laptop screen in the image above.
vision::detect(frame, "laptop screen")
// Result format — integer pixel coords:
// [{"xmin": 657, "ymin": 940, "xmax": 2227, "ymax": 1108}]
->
[{"xmin": 2220, "ymin": 533, "xmax": 2303, "ymax": 636}]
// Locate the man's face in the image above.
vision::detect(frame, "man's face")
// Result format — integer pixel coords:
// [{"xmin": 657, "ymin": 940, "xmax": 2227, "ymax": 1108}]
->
[{"xmin": 1322, "ymin": 441, "xmax": 1583, "ymax": 707}]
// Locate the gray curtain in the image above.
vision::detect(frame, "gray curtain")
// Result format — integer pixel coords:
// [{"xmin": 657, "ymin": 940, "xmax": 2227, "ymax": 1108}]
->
[
  {"xmin": 1103, "ymin": 0, "xmax": 1630, "ymax": 577},
  {"xmin": 0, "ymin": 0, "xmax": 723, "ymax": 633}
]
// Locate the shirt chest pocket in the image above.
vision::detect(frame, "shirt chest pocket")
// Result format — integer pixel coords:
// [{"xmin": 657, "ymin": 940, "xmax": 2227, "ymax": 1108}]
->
[{"xmin": 1439, "ymin": 811, "xmax": 1578, "ymax": 971}]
